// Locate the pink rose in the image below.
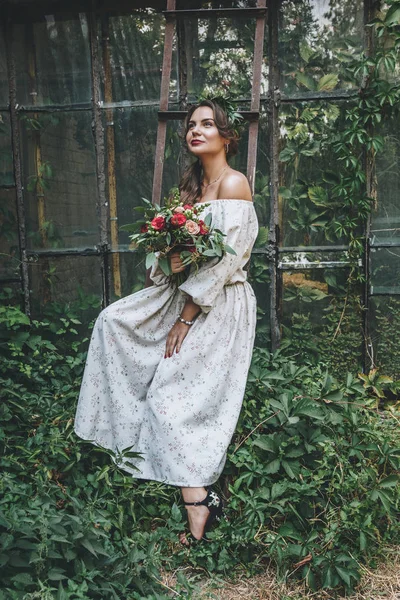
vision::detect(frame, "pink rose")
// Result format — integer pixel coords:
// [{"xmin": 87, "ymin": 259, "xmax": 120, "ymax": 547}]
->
[
  {"xmin": 185, "ymin": 220, "xmax": 200, "ymax": 235},
  {"xmin": 174, "ymin": 206, "xmax": 185, "ymax": 213}
]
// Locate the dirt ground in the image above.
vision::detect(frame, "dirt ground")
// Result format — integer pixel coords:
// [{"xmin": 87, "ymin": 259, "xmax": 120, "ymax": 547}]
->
[{"xmin": 160, "ymin": 546, "xmax": 400, "ymax": 599}]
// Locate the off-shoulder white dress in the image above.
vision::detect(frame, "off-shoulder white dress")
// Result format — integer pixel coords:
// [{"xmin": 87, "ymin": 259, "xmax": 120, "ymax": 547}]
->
[{"xmin": 74, "ymin": 200, "xmax": 258, "ymax": 487}]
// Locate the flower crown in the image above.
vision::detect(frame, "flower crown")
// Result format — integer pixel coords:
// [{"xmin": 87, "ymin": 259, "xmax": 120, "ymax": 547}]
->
[{"xmin": 196, "ymin": 93, "xmax": 244, "ymax": 135}]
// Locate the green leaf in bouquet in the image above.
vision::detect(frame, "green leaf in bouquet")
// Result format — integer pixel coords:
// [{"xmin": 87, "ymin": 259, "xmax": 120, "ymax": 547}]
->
[
  {"xmin": 158, "ymin": 255, "xmax": 172, "ymax": 275},
  {"xmin": 213, "ymin": 227, "xmax": 225, "ymax": 236},
  {"xmin": 215, "ymin": 245, "xmax": 223, "ymax": 257},
  {"xmin": 203, "ymin": 249, "xmax": 217, "ymax": 257},
  {"xmin": 166, "ymin": 232, "xmax": 171, "ymax": 245},
  {"xmin": 204, "ymin": 213, "xmax": 212, "ymax": 227},
  {"xmin": 224, "ymin": 245, "xmax": 237, "ymax": 255},
  {"xmin": 119, "ymin": 223, "xmax": 142, "ymax": 233},
  {"xmin": 180, "ymin": 253, "xmax": 194, "ymax": 266},
  {"xmin": 145, "ymin": 252, "xmax": 156, "ymax": 269}
]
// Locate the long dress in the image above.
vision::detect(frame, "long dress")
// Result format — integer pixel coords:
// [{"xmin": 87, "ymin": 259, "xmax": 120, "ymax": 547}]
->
[{"xmin": 74, "ymin": 199, "xmax": 259, "ymax": 487}]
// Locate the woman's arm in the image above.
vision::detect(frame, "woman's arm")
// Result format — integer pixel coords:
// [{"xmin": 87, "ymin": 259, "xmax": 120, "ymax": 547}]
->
[
  {"xmin": 164, "ymin": 297, "xmax": 200, "ymax": 359},
  {"xmin": 164, "ymin": 253, "xmax": 200, "ymax": 358}
]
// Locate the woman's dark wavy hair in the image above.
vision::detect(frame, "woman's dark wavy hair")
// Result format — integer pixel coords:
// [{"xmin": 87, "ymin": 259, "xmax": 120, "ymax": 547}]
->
[{"xmin": 179, "ymin": 99, "xmax": 239, "ymax": 205}]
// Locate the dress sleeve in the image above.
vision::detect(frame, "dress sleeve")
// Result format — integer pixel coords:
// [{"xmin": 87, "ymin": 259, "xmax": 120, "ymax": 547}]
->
[{"xmin": 178, "ymin": 203, "xmax": 256, "ymax": 313}]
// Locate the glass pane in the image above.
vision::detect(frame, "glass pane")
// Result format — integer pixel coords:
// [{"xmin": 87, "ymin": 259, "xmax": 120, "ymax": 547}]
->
[
  {"xmin": 179, "ymin": 15, "xmax": 262, "ymax": 101},
  {"xmin": 28, "ymin": 255, "xmax": 102, "ymax": 320},
  {"xmin": 109, "ymin": 251, "xmax": 147, "ymax": 303},
  {"xmin": 0, "ymin": 189, "xmax": 19, "ymax": 279},
  {"xmin": 279, "ymin": 249, "xmax": 352, "ymax": 269},
  {"xmin": 249, "ymin": 254, "xmax": 271, "ymax": 348},
  {"xmin": 0, "ymin": 113, "xmax": 14, "ymax": 186},
  {"xmin": 101, "ymin": 10, "xmax": 166, "ymax": 103},
  {"xmin": 279, "ymin": 0, "xmax": 364, "ymax": 96},
  {"xmin": 13, "ymin": 14, "xmax": 91, "ymax": 106},
  {"xmin": 0, "ymin": 27, "xmax": 8, "ymax": 106},
  {"xmin": 371, "ymin": 112, "xmax": 400, "ymax": 246},
  {"xmin": 370, "ymin": 247, "xmax": 400, "ymax": 295},
  {"xmin": 369, "ymin": 296, "xmax": 400, "ymax": 379},
  {"xmin": 20, "ymin": 111, "xmax": 98, "ymax": 250},
  {"xmin": 281, "ymin": 265, "xmax": 362, "ymax": 374},
  {"xmin": 279, "ymin": 100, "xmax": 352, "ymax": 247},
  {"xmin": 103, "ymin": 106, "xmax": 158, "ymax": 250}
]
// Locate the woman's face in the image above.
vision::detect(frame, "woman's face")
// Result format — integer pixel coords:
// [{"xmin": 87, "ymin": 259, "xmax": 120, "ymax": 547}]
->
[{"xmin": 186, "ymin": 106, "xmax": 226, "ymax": 157}]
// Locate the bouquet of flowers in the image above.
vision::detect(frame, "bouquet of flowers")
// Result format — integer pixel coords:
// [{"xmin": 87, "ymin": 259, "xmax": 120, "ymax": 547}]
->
[{"xmin": 120, "ymin": 189, "xmax": 236, "ymax": 283}]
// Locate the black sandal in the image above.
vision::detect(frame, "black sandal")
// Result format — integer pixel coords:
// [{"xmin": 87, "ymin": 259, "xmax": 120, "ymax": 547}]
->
[{"xmin": 181, "ymin": 488, "xmax": 224, "ymax": 545}]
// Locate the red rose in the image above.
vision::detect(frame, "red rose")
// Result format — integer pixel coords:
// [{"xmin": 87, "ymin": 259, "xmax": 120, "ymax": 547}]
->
[
  {"xmin": 170, "ymin": 213, "xmax": 187, "ymax": 228},
  {"xmin": 183, "ymin": 204, "xmax": 192, "ymax": 210},
  {"xmin": 140, "ymin": 224, "xmax": 148, "ymax": 233},
  {"xmin": 151, "ymin": 216, "xmax": 166, "ymax": 231},
  {"xmin": 187, "ymin": 245, "xmax": 196, "ymax": 253},
  {"xmin": 198, "ymin": 220, "xmax": 209, "ymax": 235}
]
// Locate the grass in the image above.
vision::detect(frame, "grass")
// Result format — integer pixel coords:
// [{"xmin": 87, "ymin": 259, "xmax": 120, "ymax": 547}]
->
[{"xmin": 160, "ymin": 546, "xmax": 400, "ymax": 599}]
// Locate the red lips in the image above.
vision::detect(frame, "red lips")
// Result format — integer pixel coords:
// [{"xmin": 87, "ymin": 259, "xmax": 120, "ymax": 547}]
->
[{"xmin": 191, "ymin": 140, "xmax": 204, "ymax": 146}]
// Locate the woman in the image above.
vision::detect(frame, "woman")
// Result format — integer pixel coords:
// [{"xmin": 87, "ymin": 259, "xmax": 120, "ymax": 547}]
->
[{"xmin": 74, "ymin": 99, "xmax": 259, "ymax": 544}]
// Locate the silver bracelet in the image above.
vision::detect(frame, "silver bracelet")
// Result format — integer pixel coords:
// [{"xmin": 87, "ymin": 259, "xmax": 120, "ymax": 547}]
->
[{"xmin": 177, "ymin": 316, "xmax": 195, "ymax": 326}]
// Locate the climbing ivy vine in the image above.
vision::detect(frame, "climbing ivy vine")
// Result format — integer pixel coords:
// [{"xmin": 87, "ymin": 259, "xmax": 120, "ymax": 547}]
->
[{"xmin": 276, "ymin": 1, "xmax": 400, "ymax": 376}]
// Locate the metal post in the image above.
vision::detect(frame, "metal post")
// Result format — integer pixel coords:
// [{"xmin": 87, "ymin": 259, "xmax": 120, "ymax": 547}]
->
[
  {"xmin": 102, "ymin": 14, "xmax": 121, "ymax": 298},
  {"xmin": 151, "ymin": 0, "xmax": 176, "ymax": 206},
  {"xmin": 268, "ymin": 0, "xmax": 280, "ymax": 350},
  {"xmin": 246, "ymin": 0, "xmax": 266, "ymax": 193},
  {"xmin": 4, "ymin": 12, "xmax": 31, "ymax": 315},
  {"xmin": 363, "ymin": 0, "xmax": 376, "ymax": 371},
  {"xmin": 89, "ymin": 1, "xmax": 110, "ymax": 307}
]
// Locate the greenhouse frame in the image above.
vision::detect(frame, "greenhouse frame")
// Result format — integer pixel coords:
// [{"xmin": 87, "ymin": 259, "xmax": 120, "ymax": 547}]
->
[{"xmin": 1, "ymin": 0, "xmax": 399, "ymax": 376}]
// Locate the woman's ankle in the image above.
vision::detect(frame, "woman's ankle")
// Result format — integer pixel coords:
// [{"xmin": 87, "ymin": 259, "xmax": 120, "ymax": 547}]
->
[{"xmin": 181, "ymin": 486, "xmax": 207, "ymax": 504}]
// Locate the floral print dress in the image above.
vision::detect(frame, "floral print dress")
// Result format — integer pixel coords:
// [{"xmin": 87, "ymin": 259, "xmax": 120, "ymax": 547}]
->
[{"xmin": 74, "ymin": 199, "xmax": 259, "ymax": 487}]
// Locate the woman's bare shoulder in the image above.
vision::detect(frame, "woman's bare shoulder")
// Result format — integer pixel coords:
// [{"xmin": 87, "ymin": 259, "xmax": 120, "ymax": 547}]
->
[{"xmin": 217, "ymin": 169, "xmax": 253, "ymax": 201}]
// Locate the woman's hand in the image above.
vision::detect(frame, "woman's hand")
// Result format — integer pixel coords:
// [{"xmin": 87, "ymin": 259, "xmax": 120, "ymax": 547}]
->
[
  {"xmin": 170, "ymin": 251, "xmax": 186, "ymax": 274},
  {"xmin": 165, "ymin": 321, "xmax": 191, "ymax": 358}
]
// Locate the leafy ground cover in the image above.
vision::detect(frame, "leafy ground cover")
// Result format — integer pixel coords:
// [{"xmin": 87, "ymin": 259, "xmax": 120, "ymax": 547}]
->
[{"xmin": 1, "ymin": 294, "xmax": 400, "ymax": 599}]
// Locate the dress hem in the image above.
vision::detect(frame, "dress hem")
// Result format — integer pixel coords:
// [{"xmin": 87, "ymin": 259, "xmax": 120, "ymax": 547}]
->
[{"xmin": 74, "ymin": 428, "xmax": 220, "ymax": 488}]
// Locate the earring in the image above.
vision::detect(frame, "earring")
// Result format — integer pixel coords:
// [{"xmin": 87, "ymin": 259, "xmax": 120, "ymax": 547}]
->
[{"xmin": 225, "ymin": 143, "xmax": 229, "ymax": 154}]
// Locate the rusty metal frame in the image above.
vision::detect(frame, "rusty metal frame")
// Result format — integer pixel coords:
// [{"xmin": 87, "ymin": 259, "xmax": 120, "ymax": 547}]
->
[
  {"xmin": 152, "ymin": 2, "xmax": 268, "ymax": 205},
  {"xmin": 88, "ymin": 0, "xmax": 110, "ymax": 307},
  {"xmin": 151, "ymin": 0, "xmax": 176, "ymax": 206},
  {"xmin": 158, "ymin": 110, "xmax": 259, "ymax": 120},
  {"xmin": 363, "ymin": 0, "xmax": 376, "ymax": 370},
  {"xmin": 267, "ymin": 0, "xmax": 280, "ymax": 350},
  {"xmin": 3, "ymin": 10, "xmax": 31, "ymax": 315},
  {"xmin": 246, "ymin": 0, "xmax": 266, "ymax": 193},
  {"xmin": 164, "ymin": 8, "xmax": 267, "ymax": 18}
]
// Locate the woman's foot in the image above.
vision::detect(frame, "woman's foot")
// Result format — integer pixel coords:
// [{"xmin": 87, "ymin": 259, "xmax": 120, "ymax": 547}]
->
[
  {"xmin": 179, "ymin": 487, "xmax": 209, "ymax": 545},
  {"xmin": 179, "ymin": 502, "xmax": 210, "ymax": 545},
  {"xmin": 179, "ymin": 487, "xmax": 223, "ymax": 546}
]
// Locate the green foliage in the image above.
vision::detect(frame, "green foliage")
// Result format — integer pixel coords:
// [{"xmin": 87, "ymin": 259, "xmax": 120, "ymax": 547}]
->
[
  {"xmin": 372, "ymin": 296, "xmax": 400, "ymax": 379},
  {"xmin": 0, "ymin": 296, "xmax": 175, "ymax": 599},
  {"xmin": 1, "ymin": 295, "xmax": 400, "ymax": 597},
  {"xmin": 230, "ymin": 349, "xmax": 400, "ymax": 592}
]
